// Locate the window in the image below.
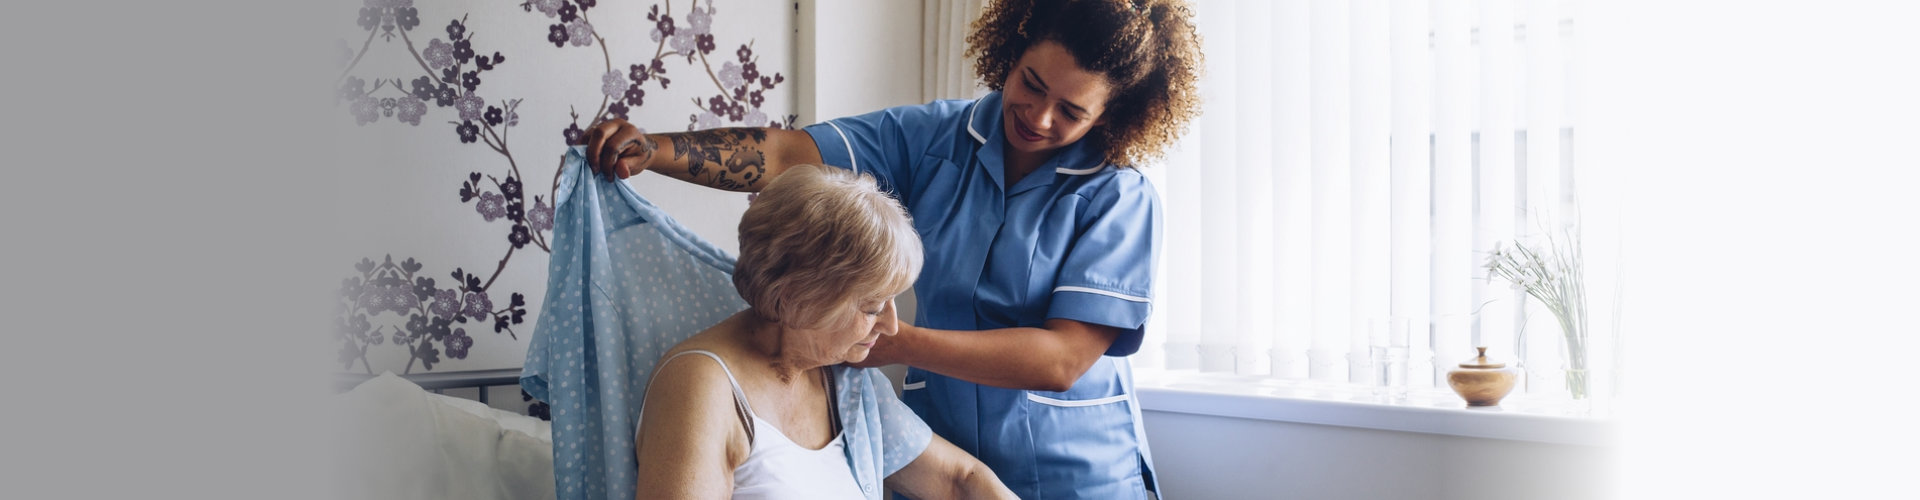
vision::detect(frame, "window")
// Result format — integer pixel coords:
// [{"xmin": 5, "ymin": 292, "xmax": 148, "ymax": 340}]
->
[{"xmin": 1137, "ymin": 0, "xmax": 1606, "ymax": 407}]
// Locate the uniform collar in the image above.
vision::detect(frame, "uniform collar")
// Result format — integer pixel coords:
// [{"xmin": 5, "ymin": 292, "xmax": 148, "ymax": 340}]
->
[{"xmin": 967, "ymin": 91, "xmax": 1106, "ymax": 196}]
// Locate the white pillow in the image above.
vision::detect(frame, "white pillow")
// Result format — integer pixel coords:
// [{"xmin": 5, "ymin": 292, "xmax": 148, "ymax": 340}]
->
[{"xmin": 332, "ymin": 372, "xmax": 555, "ymax": 500}]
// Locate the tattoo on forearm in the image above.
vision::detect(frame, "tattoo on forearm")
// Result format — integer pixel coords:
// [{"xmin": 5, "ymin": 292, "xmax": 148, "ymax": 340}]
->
[
  {"xmin": 667, "ymin": 128, "xmax": 769, "ymax": 191},
  {"xmin": 623, "ymin": 137, "xmax": 657, "ymax": 168}
]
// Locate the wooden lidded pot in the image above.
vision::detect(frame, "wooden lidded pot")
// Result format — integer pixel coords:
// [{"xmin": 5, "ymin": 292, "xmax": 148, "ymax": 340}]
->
[{"xmin": 1447, "ymin": 347, "xmax": 1517, "ymax": 407}]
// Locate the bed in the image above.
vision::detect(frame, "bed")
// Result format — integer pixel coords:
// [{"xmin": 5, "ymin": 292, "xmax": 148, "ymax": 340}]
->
[{"xmin": 332, "ymin": 369, "xmax": 556, "ymax": 500}]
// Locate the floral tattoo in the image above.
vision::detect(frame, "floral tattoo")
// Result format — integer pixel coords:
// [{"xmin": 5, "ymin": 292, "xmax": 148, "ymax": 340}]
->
[{"xmin": 668, "ymin": 127, "xmax": 769, "ymax": 190}]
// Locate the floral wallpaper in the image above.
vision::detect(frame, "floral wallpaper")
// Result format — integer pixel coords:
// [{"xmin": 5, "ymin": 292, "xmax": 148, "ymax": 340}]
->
[{"xmin": 329, "ymin": 0, "xmax": 795, "ymax": 415}]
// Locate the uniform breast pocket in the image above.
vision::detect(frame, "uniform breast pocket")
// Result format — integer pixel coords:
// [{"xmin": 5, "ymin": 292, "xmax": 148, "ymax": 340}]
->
[{"xmin": 900, "ymin": 369, "xmax": 930, "ymax": 409}]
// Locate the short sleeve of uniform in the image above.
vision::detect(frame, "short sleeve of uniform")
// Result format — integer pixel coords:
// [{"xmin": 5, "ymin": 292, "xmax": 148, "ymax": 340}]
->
[
  {"xmin": 869, "ymin": 368, "xmax": 933, "ymax": 477},
  {"xmin": 802, "ymin": 100, "xmax": 968, "ymax": 199},
  {"xmin": 1048, "ymin": 171, "xmax": 1162, "ymax": 357}
]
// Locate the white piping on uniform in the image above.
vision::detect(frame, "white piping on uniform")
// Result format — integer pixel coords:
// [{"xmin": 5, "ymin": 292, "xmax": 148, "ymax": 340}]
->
[
  {"xmin": 1055, "ymin": 165, "xmax": 1104, "ymax": 175},
  {"xmin": 966, "ymin": 103, "xmax": 986, "ymax": 143},
  {"xmin": 824, "ymin": 121, "xmax": 858, "ymax": 173},
  {"xmin": 902, "ymin": 381, "xmax": 926, "ymax": 390},
  {"xmin": 1027, "ymin": 393, "xmax": 1130, "ymax": 407},
  {"xmin": 1054, "ymin": 286, "xmax": 1151, "ymax": 303}
]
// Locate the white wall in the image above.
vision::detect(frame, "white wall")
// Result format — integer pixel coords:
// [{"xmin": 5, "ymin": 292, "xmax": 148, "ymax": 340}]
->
[
  {"xmin": 796, "ymin": 0, "xmax": 926, "ymax": 124},
  {"xmin": 1142, "ymin": 410, "xmax": 1615, "ymax": 500}
]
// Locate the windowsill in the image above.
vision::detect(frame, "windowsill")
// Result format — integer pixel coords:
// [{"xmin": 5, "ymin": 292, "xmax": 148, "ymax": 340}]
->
[{"xmin": 1133, "ymin": 369, "xmax": 1615, "ymax": 447}]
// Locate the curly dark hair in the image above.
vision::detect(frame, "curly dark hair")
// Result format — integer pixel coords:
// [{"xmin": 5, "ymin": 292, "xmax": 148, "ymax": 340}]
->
[{"xmin": 967, "ymin": 0, "xmax": 1203, "ymax": 167}]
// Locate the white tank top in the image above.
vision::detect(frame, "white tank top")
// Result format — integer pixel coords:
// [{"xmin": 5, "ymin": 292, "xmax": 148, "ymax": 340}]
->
[{"xmin": 639, "ymin": 350, "xmax": 868, "ymax": 500}]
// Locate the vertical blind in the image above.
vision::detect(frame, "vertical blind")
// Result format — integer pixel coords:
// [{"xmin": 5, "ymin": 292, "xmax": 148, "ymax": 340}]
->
[{"xmin": 1139, "ymin": 0, "xmax": 1580, "ymax": 395}]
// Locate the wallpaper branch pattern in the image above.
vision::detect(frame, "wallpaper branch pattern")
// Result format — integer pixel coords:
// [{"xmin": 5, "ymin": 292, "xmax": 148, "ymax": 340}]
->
[{"xmin": 330, "ymin": 0, "xmax": 795, "ymax": 401}]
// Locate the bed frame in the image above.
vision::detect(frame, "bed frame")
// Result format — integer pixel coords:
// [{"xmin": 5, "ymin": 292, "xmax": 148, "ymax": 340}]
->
[{"xmin": 332, "ymin": 368, "xmax": 526, "ymax": 404}]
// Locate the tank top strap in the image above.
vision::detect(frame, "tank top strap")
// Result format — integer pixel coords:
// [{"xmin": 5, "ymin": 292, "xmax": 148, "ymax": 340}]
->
[{"xmin": 642, "ymin": 349, "xmax": 759, "ymax": 445}]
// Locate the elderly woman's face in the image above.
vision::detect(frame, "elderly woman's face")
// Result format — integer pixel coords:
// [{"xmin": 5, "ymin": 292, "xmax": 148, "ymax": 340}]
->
[{"xmin": 795, "ymin": 295, "xmax": 900, "ymax": 365}]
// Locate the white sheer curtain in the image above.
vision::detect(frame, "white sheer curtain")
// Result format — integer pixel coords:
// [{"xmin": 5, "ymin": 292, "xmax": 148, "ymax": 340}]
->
[
  {"xmin": 922, "ymin": 0, "xmax": 988, "ymax": 102},
  {"xmin": 1142, "ymin": 0, "xmax": 1583, "ymax": 396}
]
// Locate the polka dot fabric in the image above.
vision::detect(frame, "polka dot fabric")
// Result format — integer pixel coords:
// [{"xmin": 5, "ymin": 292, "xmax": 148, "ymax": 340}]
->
[{"xmin": 521, "ymin": 147, "xmax": 930, "ymax": 500}]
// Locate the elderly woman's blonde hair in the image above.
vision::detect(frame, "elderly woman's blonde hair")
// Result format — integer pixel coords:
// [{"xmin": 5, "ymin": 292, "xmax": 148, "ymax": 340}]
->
[{"xmin": 732, "ymin": 164, "xmax": 923, "ymax": 329}]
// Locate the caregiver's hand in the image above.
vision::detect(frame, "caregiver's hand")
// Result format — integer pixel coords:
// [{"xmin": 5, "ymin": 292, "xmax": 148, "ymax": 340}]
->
[{"xmin": 584, "ymin": 119, "xmax": 654, "ymax": 181}]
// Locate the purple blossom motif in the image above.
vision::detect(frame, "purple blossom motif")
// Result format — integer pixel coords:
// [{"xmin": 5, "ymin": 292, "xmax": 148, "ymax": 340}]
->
[
  {"xmin": 686, "ymin": 5, "xmax": 713, "ymax": 35},
  {"xmin": 484, "ymin": 106, "xmax": 503, "ymax": 126},
  {"xmin": 745, "ymin": 108, "xmax": 767, "ymax": 128},
  {"xmin": 424, "ymin": 39, "xmax": 453, "ymax": 70},
  {"xmin": 557, "ymin": 2, "xmax": 578, "ymax": 23},
  {"xmin": 460, "ymin": 71, "xmax": 481, "ymax": 92},
  {"xmin": 602, "ymin": 70, "xmax": 627, "ymax": 99},
  {"xmin": 446, "ymin": 18, "xmax": 464, "ymax": 39},
  {"xmin": 670, "ymin": 31, "xmax": 695, "ymax": 54},
  {"xmin": 456, "ymin": 121, "xmax": 480, "ymax": 143},
  {"xmin": 509, "ymin": 224, "xmax": 532, "ymax": 249},
  {"xmin": 339, "ymin": 76, "xmax": 366, "ymax": 103},
  {"xmin": 528, "ymin": 198, "xmax": 553, "ymax": 232},
  {"xmin": 358, "ymin": 8, "xmax": 381, "ymax": 31},
  {"xmin": 412, "ymin": 341, "xmax": 441, "ymax": 370},
  {"xmin": 695, "ymin": 34, "xmax": 716, "ymax": 54},
  {"xmin": 351, "ymin": 96, "xmax": 381, "ymax": 125},
  {"xmin": 462, "ymin": 291, "xmax": 493, "ymax": 319},
  {"xmin": 455, "ymin": 94, "xmax": 484, "ymax": 122},
  {"xmin": 505, "ymin": 200, "xmax": 525, "ymax": 222},
  {"xmin": 444, "ymin": 329, "xmax": 473, "ymax": 359},
  {"xmin": 533, "ymin": 0, "xmax": 563, "ymax": 17},
  {"xmin": 431, "ymin": 289, "xmax": 460, "ymax": 319},
  {"xmin": 452, "ymin": 39, "xmax": 475, "ymax": 63},
  {"xmin": 475, "ymin": 191, "xmax": 506, "ymax": 221},
  {"xmin": 605, "ymin": 102, "xmax": 629, "ymax": 121},
  {"xmin": 396, "ymin": 97, "xmax": 427, "ymax": 126},
  {"xmin": 718, "ymin": 62, "xmax": 743, "ymax": 90},
  {"xmin": 411, "ymin": 276, "xmax": 437, "ymax": 301},
  {"xmin": 654, "ymin": 14, "xmax": 676, "ymax": 39},
  {"xmin": 563, "ymin": 123, "xmax": 585, "ymax": 145},
  {"xmin": 623, "ymin": 86, "xmax": 645, "ymax": 107},
  {"xmin": 742, "ymin": 62, "xmax": 760, "ymax": 83},
  {"xmin": 500, "ymin": 176, "xmax": 522, "ymax": 199},
  {"xmin": 547, "ymin": 23, "xmax": 569, "ymax": 47},
  {"xmin": 394, "ymin": 7, "xmax": 420, "ymax": 31},
  {"xmin": 357, "ymin": 277, "xmax": 417, "ymax": 316},
  {"xmin": 695, "ymin": 111, "xmax": 722, "ymax": 130},
  {"xmin": 566, "ymin": 20, "xmax": 593, "ymax": 47}
]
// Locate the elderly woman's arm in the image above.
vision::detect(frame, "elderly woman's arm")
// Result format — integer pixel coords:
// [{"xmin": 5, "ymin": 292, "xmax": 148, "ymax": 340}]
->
[
  {"xmin": 632, "ymin": 355, "xmax": 749, "ymax": 499},
  {"xmin": 884, "ymin": 434, "xmax": 1018, "ymax": 500},
  {"xmin": 584, "ymin": 119, "xmax": 822, "ymax": 191}
]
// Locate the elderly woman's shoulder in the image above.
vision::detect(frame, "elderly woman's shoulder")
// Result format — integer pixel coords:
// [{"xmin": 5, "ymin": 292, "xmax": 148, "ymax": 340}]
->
[{"xmin": 649, "ymin": 317, "xmax": 754, "ymax": 386}]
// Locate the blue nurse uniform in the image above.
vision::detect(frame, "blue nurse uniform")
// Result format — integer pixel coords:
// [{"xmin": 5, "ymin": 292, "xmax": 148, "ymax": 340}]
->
[{"xmin": 804, "ymin": 91, "xmax": 1162, "ymax": 500}]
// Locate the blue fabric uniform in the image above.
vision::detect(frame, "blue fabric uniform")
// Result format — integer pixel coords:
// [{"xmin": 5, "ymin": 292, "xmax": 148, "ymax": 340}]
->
[{"xmin": 805, "ymin": 91, "xmax": 1163, "ymax": 500}]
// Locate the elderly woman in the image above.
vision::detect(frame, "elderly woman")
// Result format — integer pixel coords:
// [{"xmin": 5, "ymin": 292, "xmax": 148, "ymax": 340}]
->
[{"xmin": 632, "ymin": 164, "xmax": 1015, "ymax": 499}]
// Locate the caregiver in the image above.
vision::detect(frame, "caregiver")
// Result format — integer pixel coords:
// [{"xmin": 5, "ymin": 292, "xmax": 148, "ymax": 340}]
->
[{"xmin": 587, "ymin": 0, "xmax": 1200, "ymax": 498}]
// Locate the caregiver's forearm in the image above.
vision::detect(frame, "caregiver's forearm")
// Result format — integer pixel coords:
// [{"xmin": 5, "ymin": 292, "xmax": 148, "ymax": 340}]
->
[
  {"xmin": 889, "ymin": 319, "xmax": 1120, "ymax": 392},
  {"xmin": 629, "ymin": 127, "xmax": 823, "ymax": 192}
]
